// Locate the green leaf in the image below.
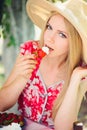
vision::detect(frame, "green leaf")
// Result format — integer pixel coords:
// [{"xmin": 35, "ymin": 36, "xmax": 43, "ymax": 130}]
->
[
  {"xmin": 7, "ymin": 35, "xmax": 16, "ymax": 47},
  {"xmin": 5, "ymin": 0, "xmax": 12, "ymax": 6},
  {"xmin": 3, "ymin": 118, "xmax": 14, "ymax": 125}
]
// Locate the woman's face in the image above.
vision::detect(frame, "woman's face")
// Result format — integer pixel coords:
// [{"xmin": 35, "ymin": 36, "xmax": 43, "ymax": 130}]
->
[{"xmin": 44, "ymin": 14, "xmax": 69, "ymax": 57}]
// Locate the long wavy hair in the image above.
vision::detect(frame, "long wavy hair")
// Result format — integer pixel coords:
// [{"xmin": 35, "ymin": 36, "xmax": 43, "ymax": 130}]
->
[{"xmin": 39, "ymin": 12, "xmax": 82, "ymax": 119}]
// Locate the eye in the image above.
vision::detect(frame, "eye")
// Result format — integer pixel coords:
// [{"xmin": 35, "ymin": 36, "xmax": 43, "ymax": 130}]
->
[
  {"xmin": 46, "ymin": 24, "xmax": 52, "ymax": 30},
  {"xmin": 58, "ymin": 32, "xmax": 67, "ymax": 38}
]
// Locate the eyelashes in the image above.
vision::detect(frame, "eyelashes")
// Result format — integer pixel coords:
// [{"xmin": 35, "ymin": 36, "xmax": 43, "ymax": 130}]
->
[
  {"xmin": 46, "ymin": 24, "xmax": 67, "ymax": 38},
  {"xmin": 46, "ymin": 24, "xmax": 52, "ymax": 30},
  {"xmin": 58, "ymin": 32, "xmax": 67, "ymax": 38}
]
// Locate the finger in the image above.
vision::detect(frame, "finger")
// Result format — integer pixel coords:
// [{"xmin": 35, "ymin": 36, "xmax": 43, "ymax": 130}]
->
[
  {"xmin": 16, "ymin": 59, "xmax": 38, "ymax": 69},
  {"xmin": 21, "ymin": 54, "xmax": 35, "ymax": 61},
  {"xmin": 18, "ymin": 63, "xmax": 37, "ymax": 75},
  {"xmin": 22, "ymin": 68, "xmax": 36, "ymax": 79},
  {"xmin": 72, "ymin": 67, "xmax": 87, "ymax": 81},
  {"xmin": 16, "ymin": 54, "xmax": 35, "ymax": 64},
  {"xmin": 24, "ymin": 64, "xmax": 37, "ymax": 72}
]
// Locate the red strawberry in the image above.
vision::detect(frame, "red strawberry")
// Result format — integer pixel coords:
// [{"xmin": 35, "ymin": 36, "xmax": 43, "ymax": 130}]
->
[
  {"xmin": 18, "ymin": 115, "xmax": 23, "ymax": 121},
  {"xmin": 38, "ymin": 49, "xmax": 46, "ymax": 58},
  {"xmin": 0, "ymin": 113, "xmax": 24, "ymax": 126}
]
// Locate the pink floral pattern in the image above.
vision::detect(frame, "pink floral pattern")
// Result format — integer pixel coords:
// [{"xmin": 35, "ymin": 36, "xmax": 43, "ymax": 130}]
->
[{"xmin": 18, "ymin": 41, "xmax": 64, "ymax": 129}]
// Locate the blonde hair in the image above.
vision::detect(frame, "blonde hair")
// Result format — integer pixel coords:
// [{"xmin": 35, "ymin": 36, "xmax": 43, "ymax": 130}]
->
[
  {"xmin": 39, "ymin": 12, "xmax": 82, "ymax": 119},
  {"xmin": 52, "ymin": 17, "xmax": 82, "ymax": 119}
]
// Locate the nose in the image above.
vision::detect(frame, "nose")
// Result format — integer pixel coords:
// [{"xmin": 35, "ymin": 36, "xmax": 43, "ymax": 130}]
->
[
  {"xmin": 47, "ymin": 32, "xmax": 55, "ymax": 44},
  {"xmin": 47, "ymin": 38, "xmax": 54, "ymax": 44}
]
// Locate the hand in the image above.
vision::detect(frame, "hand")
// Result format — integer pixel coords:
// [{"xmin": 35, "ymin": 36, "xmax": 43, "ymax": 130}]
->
[
  {"xmin": 72, "ymin": 66, "xmax": 87, "ymax": 80},
  {"xmin": 70, "ymin": 66, "xmax": 87, "ymax": 90},
  {"xmin": 11, "ymin": 53, "xmax": 37, "ymax": 81}
]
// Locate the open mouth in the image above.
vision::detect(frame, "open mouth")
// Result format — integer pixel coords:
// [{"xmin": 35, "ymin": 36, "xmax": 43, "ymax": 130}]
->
[{"xmin": 45, "ymin": 45, "xmax": 54, "ymax": 51}]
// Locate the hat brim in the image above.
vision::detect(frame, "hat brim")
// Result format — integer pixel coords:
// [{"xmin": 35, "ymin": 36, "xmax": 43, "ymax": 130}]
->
[
  {"xmin": 26, "ymin": 0, "xmax": 70, "ymax": 29},
  {"xmin": 26, "ymin": 0, "xmax": 87, "ymax": 63}
]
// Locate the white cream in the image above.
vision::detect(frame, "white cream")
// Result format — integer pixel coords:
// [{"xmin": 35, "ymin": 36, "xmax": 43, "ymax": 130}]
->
[
  {"xmin": 42, "ymin": 46, "xmax": 49, "ymax": 54},
  {"xmin": 76, "ymin": 122, "xmax": 83, "ymax": 126},
  {"xmin": 0, "ymin": 123, "xmax": 21, "ymax": 130}
]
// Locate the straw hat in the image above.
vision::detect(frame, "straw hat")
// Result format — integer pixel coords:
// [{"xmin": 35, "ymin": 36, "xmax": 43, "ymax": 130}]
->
[{"xmin": 26, "ymin": 0, "xmax": 87, "ymax": 63}]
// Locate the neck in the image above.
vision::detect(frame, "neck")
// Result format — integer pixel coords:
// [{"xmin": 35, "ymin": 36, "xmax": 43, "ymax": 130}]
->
[{"xmin": 43, "ymin": 55, "xmax": 67, "ymax": 70}]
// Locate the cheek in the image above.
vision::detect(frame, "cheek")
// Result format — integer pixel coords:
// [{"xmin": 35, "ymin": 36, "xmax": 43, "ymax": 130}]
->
[
  {"xmin": 56, "ymin": 41, "xmax": 69, "ymax": 54},
  {"xmin": 62, "ymin": 42, "xmax": 69, "ymax": 52},
  {"xmin": 44, "ymin": 31, "xmax": 48, "ymax": 41}
]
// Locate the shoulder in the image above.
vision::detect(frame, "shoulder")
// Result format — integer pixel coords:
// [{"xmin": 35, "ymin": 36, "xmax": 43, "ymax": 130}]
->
[{"xmin": 20, "ymin": 40, "xmax": 40, "ymax": 55}]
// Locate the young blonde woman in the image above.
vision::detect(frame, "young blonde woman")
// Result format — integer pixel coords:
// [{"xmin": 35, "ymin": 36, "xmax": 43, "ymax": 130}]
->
[{"xmin": 0, "ymin": 0, "xmax": 87, "ymax": 130}]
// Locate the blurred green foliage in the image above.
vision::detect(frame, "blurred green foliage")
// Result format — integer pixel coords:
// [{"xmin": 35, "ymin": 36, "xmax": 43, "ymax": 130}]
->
[
  {"xmin": 5, "ymin": 0, "xmax": 12, "ymax": 6},
  {"xmin": 1, "ymin": 0, "xmax": 16, "ymax": 47}
]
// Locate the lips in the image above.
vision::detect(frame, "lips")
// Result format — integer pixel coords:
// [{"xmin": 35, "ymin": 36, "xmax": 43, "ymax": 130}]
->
[{"xmin": 45, "ymin": 44, "xmax": 54, "ymax": 51}]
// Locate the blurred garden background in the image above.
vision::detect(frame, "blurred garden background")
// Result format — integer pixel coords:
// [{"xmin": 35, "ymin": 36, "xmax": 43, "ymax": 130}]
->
[{"xmin": 0, "ymin": 0, "xmax": 87, "ymax": 128}]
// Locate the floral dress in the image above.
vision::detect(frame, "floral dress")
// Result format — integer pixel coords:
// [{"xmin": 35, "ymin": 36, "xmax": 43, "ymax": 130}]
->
[{"xmin": 18, "ymin": 41, "xmax": 64, "ymax": 130}]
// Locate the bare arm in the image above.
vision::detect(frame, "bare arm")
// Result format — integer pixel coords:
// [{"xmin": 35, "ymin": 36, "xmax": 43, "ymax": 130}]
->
[
  {"xmin": 0, "ymin": 53, "xmax": 37, "ymax": 111},
  {"xmin": 0, "ymin": 76, "xmax": 27, "ymax": 111},
  {"xmin": 54, "ymin": 67, "xmax": 87, "ymax": 130},
  {"xmin": 3, "ymin": 53, "xmax": 36, "ymax": 86}
]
